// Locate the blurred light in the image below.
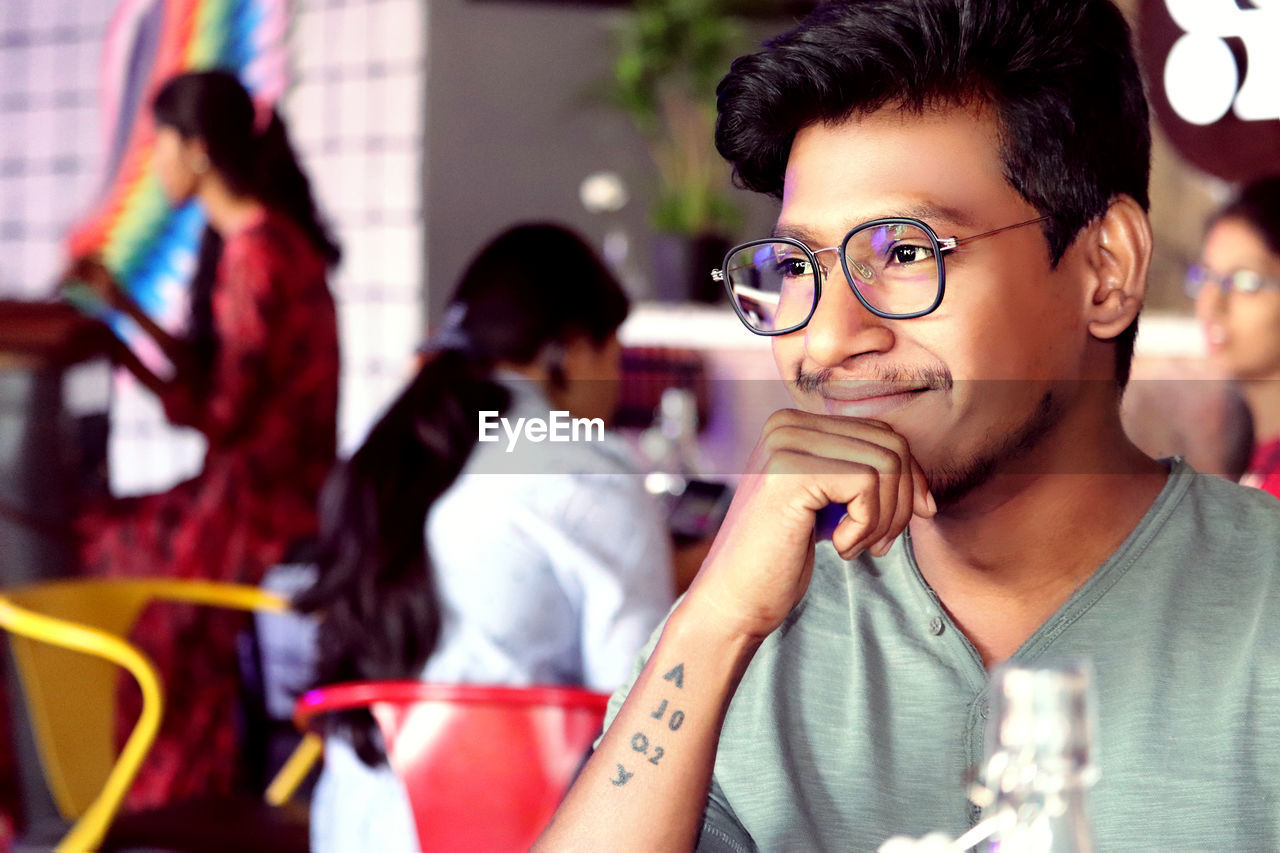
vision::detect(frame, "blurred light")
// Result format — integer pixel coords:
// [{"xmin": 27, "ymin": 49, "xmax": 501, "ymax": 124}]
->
[
  {"xmin": 579, "ymin": 171, "xmax": 628, "ymax": 215},
  {"xmin": 1163, "ymin": 33, "xmax": 1238, "ymax": 126}
]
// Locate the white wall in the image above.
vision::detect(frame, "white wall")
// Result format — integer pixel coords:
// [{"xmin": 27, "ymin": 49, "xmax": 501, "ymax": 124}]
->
[
  {"xmin": 288, "ymin": 0, "xmax": 428, "ymax": 454},
  {"xmin": 0, "ymin": 0, "xmax": 110, "ymax": 299}
]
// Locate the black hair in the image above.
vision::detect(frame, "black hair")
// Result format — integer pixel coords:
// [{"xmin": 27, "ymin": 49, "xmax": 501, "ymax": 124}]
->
[
  {"xmin": 151, "ymin": 70, "xmax": 340, "ymax": 387},
  {"xmin": 1212, "ymin": 175, "xmax": 1280, "ymax": 257},
  {"xmin": 715, "ymin": 0, "xmax": 1151, "ymax": 384},
  {"xmin": 294, "ymin": 223, "xmax": 630, "ymax": 764}
]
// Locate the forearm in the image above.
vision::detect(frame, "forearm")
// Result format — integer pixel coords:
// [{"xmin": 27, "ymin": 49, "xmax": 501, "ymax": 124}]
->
[
  {"xmin": 116, "ymin": 296, "xmax": 191, "ymax": 372},
  {"xmin": 536, "ymin": 599, "xmax": 761, "ymax": 852},
  {"xmin": 105, "ymin": 334, "xmax": 171, "ymax": 399}
]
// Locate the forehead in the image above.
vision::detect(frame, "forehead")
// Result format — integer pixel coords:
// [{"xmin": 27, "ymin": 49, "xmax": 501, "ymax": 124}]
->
[
  {"xmin": 777, "ymin": 105, "xmax": 1027, "ymax": 242},
  {"xmin": 1203, "ymin": 217, "xmax": 1280, "ymax": 271}
]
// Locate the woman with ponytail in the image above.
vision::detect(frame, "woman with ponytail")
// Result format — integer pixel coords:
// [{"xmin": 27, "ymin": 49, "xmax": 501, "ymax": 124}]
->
[
  {"xmin": 299, "ymin": 223, "xmax": 675, "ymax": 852},
  {"xmin": 65, "ymin": 70, "xmax": 340, "ymax": 807}
]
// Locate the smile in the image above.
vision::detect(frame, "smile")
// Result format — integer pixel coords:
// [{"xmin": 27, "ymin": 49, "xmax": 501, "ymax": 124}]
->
[{"xmin": 819, "ymin": 385, "xmax": 931, "ymax": 418}]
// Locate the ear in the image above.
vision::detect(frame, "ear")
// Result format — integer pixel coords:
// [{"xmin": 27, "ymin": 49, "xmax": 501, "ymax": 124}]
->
[
  {"xmin": 556, "ymin": 334, "xmax": 604, "ymax": 383},
  {"xmin": 556, "ymin": 333, "xmax": 619, "ymax": 382},
  {"xmin": 1082, "ymin": 195, "xmax": 1151, "ymax": 342}
]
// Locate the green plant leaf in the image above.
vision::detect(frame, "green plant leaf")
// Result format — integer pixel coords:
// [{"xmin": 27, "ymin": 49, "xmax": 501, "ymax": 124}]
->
[{"xmin": 604, "ymin": 0, "xmax": 748, "ymax": 236}]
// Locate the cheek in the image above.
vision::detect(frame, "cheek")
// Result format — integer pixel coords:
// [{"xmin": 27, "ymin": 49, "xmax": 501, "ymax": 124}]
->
[
  {"xmin": 153, "ymin": 146, "xmax": 190, "ymax": 199},
  {"xmin": 770, "ymin": 337, "xmax": 805, "ymax": 401},
  {"xmin": 942, "ymin": 280, "xmax": 1076, "ymax": 382},
  {"xmin": 1230, "ymin": 298, "xmax": 1280, "ymax": 358}
]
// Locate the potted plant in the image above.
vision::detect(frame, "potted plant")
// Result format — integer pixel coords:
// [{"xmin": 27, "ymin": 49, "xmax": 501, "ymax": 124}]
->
[{"xmin": 608, "ymin": 0, "xmax": 746, "ymax": 302}]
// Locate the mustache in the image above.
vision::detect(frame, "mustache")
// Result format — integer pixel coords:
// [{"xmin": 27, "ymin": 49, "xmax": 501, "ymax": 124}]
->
[{"xmin": 793, "ymin": 365, "xmax": 954, "ymax": 396}]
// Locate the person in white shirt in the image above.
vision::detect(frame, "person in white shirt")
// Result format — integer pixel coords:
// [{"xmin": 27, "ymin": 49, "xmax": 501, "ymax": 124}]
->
[{"xmin": 297, "ymin": 223, "xmax": 675, "ymax": 852}]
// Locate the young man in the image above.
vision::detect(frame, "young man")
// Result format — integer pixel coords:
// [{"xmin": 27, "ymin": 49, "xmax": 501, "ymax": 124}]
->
[{"xmin": 539, "ymin": 0, "xmax": 1280, "ymax": 849}]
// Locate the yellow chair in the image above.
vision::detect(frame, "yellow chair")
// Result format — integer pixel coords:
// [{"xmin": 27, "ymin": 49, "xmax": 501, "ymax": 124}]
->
[{"xmin": 0, "ymin": 578, "xmax": 321, "ymax": 853}]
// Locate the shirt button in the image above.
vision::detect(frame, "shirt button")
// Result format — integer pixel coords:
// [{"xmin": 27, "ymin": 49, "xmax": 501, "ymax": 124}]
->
[
  {"xmin": 928, "ymin": 616, "xmax": 945, "ymax": 636},
  {"xmin": 979, "ymin": 700, "xmax": 990, "ymax": 720}
]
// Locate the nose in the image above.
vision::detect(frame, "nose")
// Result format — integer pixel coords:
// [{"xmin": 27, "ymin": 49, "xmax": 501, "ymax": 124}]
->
[
  {"xmin": 1195, "ymin": 279, "xmax": 1228, "ymax": 322},
  {"xmin": 801, "ymin": 260, "xmax": 894, "ymax": 369}
]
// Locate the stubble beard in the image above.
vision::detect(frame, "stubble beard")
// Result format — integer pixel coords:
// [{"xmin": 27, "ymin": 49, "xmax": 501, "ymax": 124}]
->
[
  {"xmin": 924, "ymin": 389, "xmax": 1061, "ymax": 508},
  {"xmin": 793, "ymin": 363, "xmax": 1062, "ymax": 509}
]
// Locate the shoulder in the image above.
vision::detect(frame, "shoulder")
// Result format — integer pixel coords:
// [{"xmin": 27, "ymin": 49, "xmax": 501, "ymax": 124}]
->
[
  {"xmin": 1169, "ymin": 462, "xmax": 1280, "ymax": 548},
  {"xmin": 469, "ymin": 382, "xmax": 645, "ymax": 480},
  {"xmin": 1083, "ymin": 462, "xmax": 1280, "ymax": 639},
  {"xmin": 224, "ymin": 210, "xmax": 324, "ymax": 272},
  {"xmin": 451, "ymin": 432, "xmax": 657, "ymax": 535}
]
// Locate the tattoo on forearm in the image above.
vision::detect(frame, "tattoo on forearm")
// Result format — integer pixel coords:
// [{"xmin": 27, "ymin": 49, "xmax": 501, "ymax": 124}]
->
[
  {"xmin": 650, "ymin": 699, "xmax": 685, "ymax": 731},
  {"xmin": 610, "ymin": 663, "xmax": 690, "ymax": 789},
  {"xmin": 630, "ymin": 731, "xmax": 665, "ymax": 765}
]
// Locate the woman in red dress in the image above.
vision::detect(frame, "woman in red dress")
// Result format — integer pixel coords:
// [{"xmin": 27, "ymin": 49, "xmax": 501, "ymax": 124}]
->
[
  {"xmin": 69, "ymin": 70, "xmax": 341, "ymax": 807},
  {"xmin": 1191, "ymin": 176, "xmax": 1280, "ymax": 499}
]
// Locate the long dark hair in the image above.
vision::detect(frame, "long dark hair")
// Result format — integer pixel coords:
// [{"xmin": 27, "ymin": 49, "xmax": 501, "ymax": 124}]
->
[
  {"xmin": 294, "ymin": 223, "xmax": 630, "ymax": 763},
  {"xmin": 151, "ymin": 70, "xmax": 340, "ymax": 386},
  {"xmin": 1212, "ymin": 176, "xmax": 1280, "ymax": 257}
]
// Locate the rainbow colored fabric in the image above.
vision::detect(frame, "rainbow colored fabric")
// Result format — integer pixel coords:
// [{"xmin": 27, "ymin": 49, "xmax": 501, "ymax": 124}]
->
[{"xmin": 69, "ymin": 0, "xmax": 289, "ymax": 329}]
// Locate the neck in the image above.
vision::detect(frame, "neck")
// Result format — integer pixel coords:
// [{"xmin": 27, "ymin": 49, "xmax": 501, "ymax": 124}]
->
[
  {"xmin": 909, "ymin": 399, "xmax": 1167, "ymax": 666},
  {"xmin": 494, "ymin": 360, "xmax": 557, "ymax": 399},
  {"xmin": 197, "ymin": 175, "xmax": 265, "ymax": 236},
  {"xmin": 1239, "ymin": 377, "xmax": 1280, "ymax": 444}
]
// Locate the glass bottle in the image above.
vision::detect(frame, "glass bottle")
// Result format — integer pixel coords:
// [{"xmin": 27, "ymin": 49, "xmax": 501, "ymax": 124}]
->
[
  {"xmin": 980, "ymin": 660, "xmax": 1099, "ymax": 853},
  {"xmin": 640, "ymin": 387, "xmax": 703, "ymax": 497}
]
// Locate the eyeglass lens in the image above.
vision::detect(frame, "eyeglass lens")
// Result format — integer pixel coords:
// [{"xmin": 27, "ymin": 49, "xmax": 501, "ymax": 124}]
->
[
  {"xmin": 1185, "ymin": 265, "xmax": 1272, "ymax": 298},
  {"xmin": 721, "ymin": 221, "xmax": 943, "ymax": 332}
]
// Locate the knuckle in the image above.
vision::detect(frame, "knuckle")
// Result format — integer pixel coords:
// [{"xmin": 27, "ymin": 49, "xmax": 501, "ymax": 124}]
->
[
  {"xmin": 763, "ymin": 408, "xmax": 803, "ymax": 435},
  {"xmin": 763, "ymin": 448, "xmax": 802, "ymax": 477},
  {"xmin": 759, "ymin": 424, "xmax": 797, "ymax": 455},
  {"xmin": 880, "ymin": 430, "xmax": 909, "ymax": 456}
]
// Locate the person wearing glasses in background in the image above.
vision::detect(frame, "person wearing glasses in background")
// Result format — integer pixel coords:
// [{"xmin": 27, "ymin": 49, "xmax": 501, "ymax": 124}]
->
[
  {"xmin": 1188, "ymin": 176, "xmax": 1280, "ymax": 499},
  {"xmin": 537, "ymin": 0, "xmax": 1280, "ymax": 850}
]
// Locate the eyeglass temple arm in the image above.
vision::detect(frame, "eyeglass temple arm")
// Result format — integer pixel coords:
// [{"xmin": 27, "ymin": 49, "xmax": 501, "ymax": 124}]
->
[{"xmin": 939, "ymin": 215, "xmax": 1050, "ymax": 252}]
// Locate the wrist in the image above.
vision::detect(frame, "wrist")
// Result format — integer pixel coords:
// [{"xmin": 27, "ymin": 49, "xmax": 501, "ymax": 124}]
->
[{"xmin": 665, "ymin": 595, "xmax": 766, "ymax": 673}]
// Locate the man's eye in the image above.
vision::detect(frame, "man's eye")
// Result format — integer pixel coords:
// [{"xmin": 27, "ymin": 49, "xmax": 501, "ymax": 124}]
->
[
  {"xmin": 889, "ymin": 245, "xmax": 934, "ymax": 264},
  {"xmin": 774, "ymin": 257, "xmax": 812, "ymax": 277}
]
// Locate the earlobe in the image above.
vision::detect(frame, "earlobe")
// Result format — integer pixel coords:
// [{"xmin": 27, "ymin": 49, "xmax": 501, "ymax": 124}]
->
[{"xmin": 1085, "ymin": 195, "xmax": 1151, "ymax": 341}]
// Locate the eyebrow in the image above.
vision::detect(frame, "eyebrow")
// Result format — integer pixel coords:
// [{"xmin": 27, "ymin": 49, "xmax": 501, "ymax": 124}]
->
[{"xmin": 772, "ymin": 201, "xmax": 980, "ymax": 245}]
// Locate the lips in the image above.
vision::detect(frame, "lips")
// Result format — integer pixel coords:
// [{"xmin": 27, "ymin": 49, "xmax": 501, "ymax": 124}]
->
[
  {"xmin": 1203, "ymin": 324, "xmax": 1228, "ymax": 351},
  {"xmin": 820, "ymin": 384, "xmax": 932, "ymax": 418}
]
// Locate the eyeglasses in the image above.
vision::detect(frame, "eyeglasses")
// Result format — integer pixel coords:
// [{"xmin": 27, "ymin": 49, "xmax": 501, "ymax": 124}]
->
[
  {"xmin": 712, "ymin": 215, "xmax": 1048, "ymax": 335},
  {"xmin": 1184, "ymin": 264, "xmax": 1280, "ymax": 299}
]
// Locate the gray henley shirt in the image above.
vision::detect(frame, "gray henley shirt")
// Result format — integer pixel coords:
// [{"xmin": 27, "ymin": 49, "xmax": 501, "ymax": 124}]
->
[{"xmin": 605, "ymin": 460, "xmax": 1280, "ymax": 851}]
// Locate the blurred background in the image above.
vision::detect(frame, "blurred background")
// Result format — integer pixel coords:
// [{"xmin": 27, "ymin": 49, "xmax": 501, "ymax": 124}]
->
[{"xmin": 1, "ymin": 1, "xmax": 1278, "ymax": 849}]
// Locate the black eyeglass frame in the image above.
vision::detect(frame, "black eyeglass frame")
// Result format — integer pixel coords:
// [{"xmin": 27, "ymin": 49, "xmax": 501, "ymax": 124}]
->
[{"xmin": 713, "ymin": 214, "xmax": 1049, "ymax": 336}]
